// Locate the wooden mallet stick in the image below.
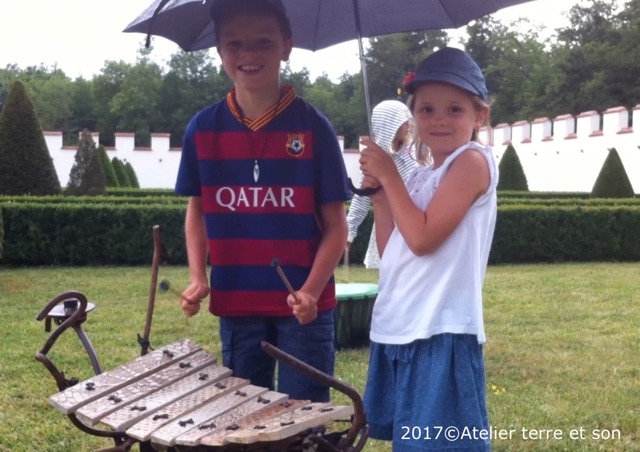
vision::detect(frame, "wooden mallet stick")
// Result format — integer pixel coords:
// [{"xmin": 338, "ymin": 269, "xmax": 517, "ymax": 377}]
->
[
  {"xmin": 158, "ymin": 279, "xmax": 199, "ymax": 304},
  {"xmin": 270, "ymin": 259, "xmax": 301, "ymax": 303}
]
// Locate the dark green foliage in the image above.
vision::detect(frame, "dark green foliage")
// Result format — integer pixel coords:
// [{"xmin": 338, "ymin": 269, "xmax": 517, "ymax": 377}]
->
[
  {"xmin": 497, "ymin": 144, "xmax": 529, "ymax": 191},
  {"xmin": 0, "ymin": 208, "xmax": 3, "ymax": 260},
  {"xmin": 346, "ymin": 204, "xmax": 373, "ymax": 266},
  {"xmin": 124, "ymin": 162, "xmax": 140, "ymax": 189},
  {"xmin": 111, "ymin": 157, "xmax": 131, "ymax": 187},
  {"xmin": 2, "ymin": 197, "xmax": 639, "ymax": 266},
  {"xmin": 591, "ymin": 148, "xmax": 635, "ymax": 198},
  {"xmin": 0, "ymin": 203, "xmax": 186, "ymax": 265},
  {"xmin": 98, "ymin": 145, "xmax": 119, "ymax": 187},
  {"xmin": 489, "ymin": 205, "xmax": 640, "ymax": 263},
  {"xmin": 0, "ymin": 80, "xmax": 61, "ymax": 195},
  {"xmin": 66, "ymin": 129, "xmax": 106, "ymax": 196}
]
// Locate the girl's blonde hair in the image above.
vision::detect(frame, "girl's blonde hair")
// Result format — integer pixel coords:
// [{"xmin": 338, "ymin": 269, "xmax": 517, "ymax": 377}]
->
[{"xmin": 407, "ymin": 91, "xmax": 493, "ymax": 166}]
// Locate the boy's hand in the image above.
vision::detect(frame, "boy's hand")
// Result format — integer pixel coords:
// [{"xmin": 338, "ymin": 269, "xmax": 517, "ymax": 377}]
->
[
  {"xmin": 180, "ymin": 283, "xmax": 210, "ymax": 317},
  {"xmin": 287, "ymin": 291, "xmax": 318, "ymax": 325}
]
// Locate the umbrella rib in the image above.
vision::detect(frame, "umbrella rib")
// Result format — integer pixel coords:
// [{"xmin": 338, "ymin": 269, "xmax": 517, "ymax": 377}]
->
[
  {"xmin": 145, "ymin": 0, "xmax": 173, "ymax": 48},
  {"xmin": 310, "ymin": 1, "xmax": 322, "ymax": 51}
]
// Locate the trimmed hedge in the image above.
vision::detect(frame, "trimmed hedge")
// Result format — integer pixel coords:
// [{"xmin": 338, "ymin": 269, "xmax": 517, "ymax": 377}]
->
[
  {"xmin": 0, "ymin": 207, "xmax": 3, "ymax": 260},
  {"xmin": 0, "ymin": 203, "xmax": 186, "ymax": 266},
  {"xmin": 499, "ymin": 197, "xmax": 640, "ymax": 206},
  {"xmin": 0, "ymin": 195, "xmax": 187, "ymax": 206},
  {"xmin": 1, "ymin": 201, "xmax": 639, "ymax": 266},
  {"xmin": 490, "ymin": 205, "xmax": 640, "ymax": 263}
]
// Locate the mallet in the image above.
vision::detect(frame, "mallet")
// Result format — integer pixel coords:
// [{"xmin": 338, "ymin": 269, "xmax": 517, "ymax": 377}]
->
[
  {"xmin": 158, "ymin": 279, "xmax": 199, "ymax": 304},
  {"xmin": 270, "ymin": 258, "xmax": 301, "ymax": 304}
]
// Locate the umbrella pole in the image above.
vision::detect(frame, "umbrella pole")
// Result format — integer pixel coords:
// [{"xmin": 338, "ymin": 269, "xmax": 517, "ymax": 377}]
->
[{"xmin": 353, "ymin": 0, "xmax": 373, "ymax": 136}]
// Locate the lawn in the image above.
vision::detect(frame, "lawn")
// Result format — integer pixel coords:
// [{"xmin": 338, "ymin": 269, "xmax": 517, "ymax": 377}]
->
[{"xmin": 0, "ymin": 263, "xmax": 638, "ymax": 451}]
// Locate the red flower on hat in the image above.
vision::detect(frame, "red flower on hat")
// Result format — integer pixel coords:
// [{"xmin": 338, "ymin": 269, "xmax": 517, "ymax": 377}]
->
[{"xmin": 402, "ymin": 71, "xmax": 416, "ymax": 86}]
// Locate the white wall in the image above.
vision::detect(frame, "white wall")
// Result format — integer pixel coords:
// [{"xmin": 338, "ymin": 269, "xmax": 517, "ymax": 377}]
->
[
  {"xmin": 45, "ymin": 105, "xmax": 640, "ymax": 193},
  {"xmin": 45, "ymin": 132, "xmax": 183, "ymax": 189}
]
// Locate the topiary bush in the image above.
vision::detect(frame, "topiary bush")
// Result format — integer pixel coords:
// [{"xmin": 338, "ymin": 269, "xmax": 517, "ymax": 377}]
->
[
  {"xmin": 67, "ymin": 129, "xmax": 107, "ymax": 196},
  {"xmin": 497, "ymin": 144, "xmax": 528, "ymax": 191},
  {"xmin": 125, "ymin": 162, "xmax": 140, "ymax": 189},
  {"xmin": 98, "ymin": 145, "xmax": 119, "ymax": 187},
  {"xmin": 112, "ymin": 157, "xmax": 131, "ymax": 187},
  {"xmin": 0, "ymin": 80, "xmax": 61, "ymax": 195},
  {"xmin": 591, "ymin": 148, "xmax": 635, "ymax": 198}
]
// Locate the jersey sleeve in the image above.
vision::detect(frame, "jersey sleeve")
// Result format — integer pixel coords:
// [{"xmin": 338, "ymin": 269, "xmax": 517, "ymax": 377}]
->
[
  {"xmin": 174, "ymin": 115, "xmax": 202, "ymax": 197},
  {"xmin": 312, "ymin": 108, "xmax": 352, "ymax": 205}
]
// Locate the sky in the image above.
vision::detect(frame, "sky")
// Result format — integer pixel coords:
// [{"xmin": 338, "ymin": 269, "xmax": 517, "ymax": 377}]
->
[{"xmin": 1, "ymin": 0, "xmax": 577, "ymax": 81}]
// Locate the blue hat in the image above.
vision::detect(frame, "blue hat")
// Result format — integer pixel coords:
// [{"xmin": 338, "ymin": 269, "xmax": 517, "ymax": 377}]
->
[{"xmin": 404, "ymin": 47, "xmax": 488, "ymax": 102}]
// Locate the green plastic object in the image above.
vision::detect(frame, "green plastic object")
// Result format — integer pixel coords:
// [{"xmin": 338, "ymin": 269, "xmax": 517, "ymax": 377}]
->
[{"xmin": 334, "ymin": 283, "xmax": 378, "ymax": 349}]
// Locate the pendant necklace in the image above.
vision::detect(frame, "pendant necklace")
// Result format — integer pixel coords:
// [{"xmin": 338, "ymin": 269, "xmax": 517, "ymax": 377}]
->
[{"xmin": 238, "ymin": 93, "xmax": 284, "ymax": 184}]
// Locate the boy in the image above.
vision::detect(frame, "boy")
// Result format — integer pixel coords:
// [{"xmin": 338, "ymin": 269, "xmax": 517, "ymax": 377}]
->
[{"xmin": 174, "ymin": 0, "xmax": 351, "ymax": 402}]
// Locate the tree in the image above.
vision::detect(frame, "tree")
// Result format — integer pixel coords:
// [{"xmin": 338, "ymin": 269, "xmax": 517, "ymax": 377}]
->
[
  {"xmin": 553, "ymin": 0, "xmax": 625, "ymax": 114},
  {"xmin": 497, "ymin": 144, "xmax": 529, "ymax": 191},
  {"xmin": 0, "ymin": 80, "xmax": 60, "ymax": 195},
  {"xmin": 158, "ymin": 50, "xmax": 228, "ymax": 147},
  {"xmin": 466, "ymin": 16, "xmax": 552, "ymax": 124},
  {"xmin": 97, "ymin": 145, "xmax": 118, "ymax": 187},
  {"xmin": 67, "ymin": 129, "xmax": 106, "ymax": 196},
  {"xmin": 124, "ymin": 162, "xmax": 140, "ymax": 189},
  {"xmin": 93, "ymin": 61, "xmax": 133, "ymax": 146},
  {"xmin": 110, "ymin": 61, "xmax": 164, "ymax": 147},
  {"xmin": 27, "ymin": 70, "xmax": 74, "ymax": 132},
  {"xmin": 112, "ymin": 157, "xmax": 131, "ymax": 187},
  {"xmin": 366, "ymin": 31, "xmax": 448, "ymax": 107},
  {"xmin": 591, "ymin": 148, "xmax": 635, "ymax": 198},
  {"xmin": 68, "ymin": 77, "xmax": 98, "ymax": 144}
]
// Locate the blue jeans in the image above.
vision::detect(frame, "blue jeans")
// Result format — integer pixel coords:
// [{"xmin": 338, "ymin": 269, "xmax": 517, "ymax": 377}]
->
[{"xmin": 219, "ymin": 310, "xmax": 335, "ymax": 402}]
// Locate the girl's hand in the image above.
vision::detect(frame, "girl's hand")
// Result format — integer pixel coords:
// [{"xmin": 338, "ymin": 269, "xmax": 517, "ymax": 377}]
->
[
  {"xmin": 287, "ymin": 291, "xmax": 318, "ymax": 325},
  {"xmin": 359, "ymin": 137, "xmax": 396, "ymax": 184}
]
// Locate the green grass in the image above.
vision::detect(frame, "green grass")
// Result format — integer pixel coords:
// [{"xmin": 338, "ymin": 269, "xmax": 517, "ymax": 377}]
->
[{"xmin": 0, "ymin": 263, "xmax": 638, "ymax": 451}]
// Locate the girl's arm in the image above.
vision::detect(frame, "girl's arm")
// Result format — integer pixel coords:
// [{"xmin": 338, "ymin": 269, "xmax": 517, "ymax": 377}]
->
[{"xmin": 361, "ymin": 139, "xmax": 490, "ymax": 256}]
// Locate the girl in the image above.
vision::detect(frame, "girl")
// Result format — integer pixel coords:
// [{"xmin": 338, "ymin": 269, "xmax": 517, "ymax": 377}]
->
[{"xmin": 359, "ymin": 47, "xmax": 497, "ymax": 451}]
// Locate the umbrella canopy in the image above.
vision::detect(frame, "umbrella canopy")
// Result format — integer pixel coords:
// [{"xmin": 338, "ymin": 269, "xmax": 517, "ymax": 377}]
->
[
  {"xmin": 124, "ymin": 0, "xmax": 535, "ymax": 53},
  {"xmin": 124, "ymin": 0, "xmax": 536, "ymax": 195}
]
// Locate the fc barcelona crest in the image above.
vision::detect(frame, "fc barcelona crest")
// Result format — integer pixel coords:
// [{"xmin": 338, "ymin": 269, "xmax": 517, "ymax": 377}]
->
[{"xmin": 286, "ymin": 134, "xmax": 305, "ymax": 157}]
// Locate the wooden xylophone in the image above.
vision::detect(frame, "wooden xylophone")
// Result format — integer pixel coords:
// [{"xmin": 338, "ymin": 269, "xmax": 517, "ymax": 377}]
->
[{"xmin": 48, "ymin": 339, "xmax": 355, "ymax": 450}]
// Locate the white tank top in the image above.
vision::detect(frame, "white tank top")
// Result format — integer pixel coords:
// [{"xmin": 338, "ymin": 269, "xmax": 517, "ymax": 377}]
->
[{"xmin": 370, "ymin": 141, "xmax": 498, "ymax": 345}]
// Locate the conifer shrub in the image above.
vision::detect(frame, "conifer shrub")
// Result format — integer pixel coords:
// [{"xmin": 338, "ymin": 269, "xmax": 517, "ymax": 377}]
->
[
  {"xmin": 112, "ymin": 157, "xmax": 131, "ymax": 187},
  {"xmin": 497, "ymin": 144, "xmax": 528, "ymax": 191},
  {"xmin": 67, "ymin": 129, "xmax": 106, "ymax": 196},
  {"xmin": 0, "ymin": 80, "xmax": 61, "ymax": 195},
  {"xmin": 125, "ymin": 162, "xmax": 140, "ymax": 189},
  {"xmin": 98, "ymin": 145, "xmax": 119, "ymax": 187},
  {"xmin": 591, "ymin": 148, "xmax": 635, "ymax": 198}
]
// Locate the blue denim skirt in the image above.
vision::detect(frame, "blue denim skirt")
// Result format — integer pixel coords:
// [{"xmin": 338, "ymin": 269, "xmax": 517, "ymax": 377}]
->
[{"xmin": 363, "ymin": 334, "xmax": 490, "ymax": 451}]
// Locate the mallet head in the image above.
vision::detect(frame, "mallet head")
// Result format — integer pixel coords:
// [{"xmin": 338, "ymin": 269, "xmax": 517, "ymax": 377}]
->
[{"xmin": 159, "ymin": 279, "xmax": 171, "ymax": 293}]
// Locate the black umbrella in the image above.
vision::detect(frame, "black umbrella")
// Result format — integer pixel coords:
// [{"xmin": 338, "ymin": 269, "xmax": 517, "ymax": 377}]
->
[{"xmin": 124, "ymin": 0, "xmax": 535, "ymax": 128}]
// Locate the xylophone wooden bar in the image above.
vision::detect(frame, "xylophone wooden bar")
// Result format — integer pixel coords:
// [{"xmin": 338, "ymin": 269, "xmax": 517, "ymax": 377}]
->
[
  {"xmin": 125, "ymin": 376, "xmax": 249, "ymax": 442},
  {"xmin": 48, "ymin": 339, "xmax": 201, "ymax": 414},
  {"xmin": 46, "ymin": 340, "xmax": 359, "ymax": 450},
  {"xmin": 100, "ymin": 363, "xmax": 232, "ymax": 431}
]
